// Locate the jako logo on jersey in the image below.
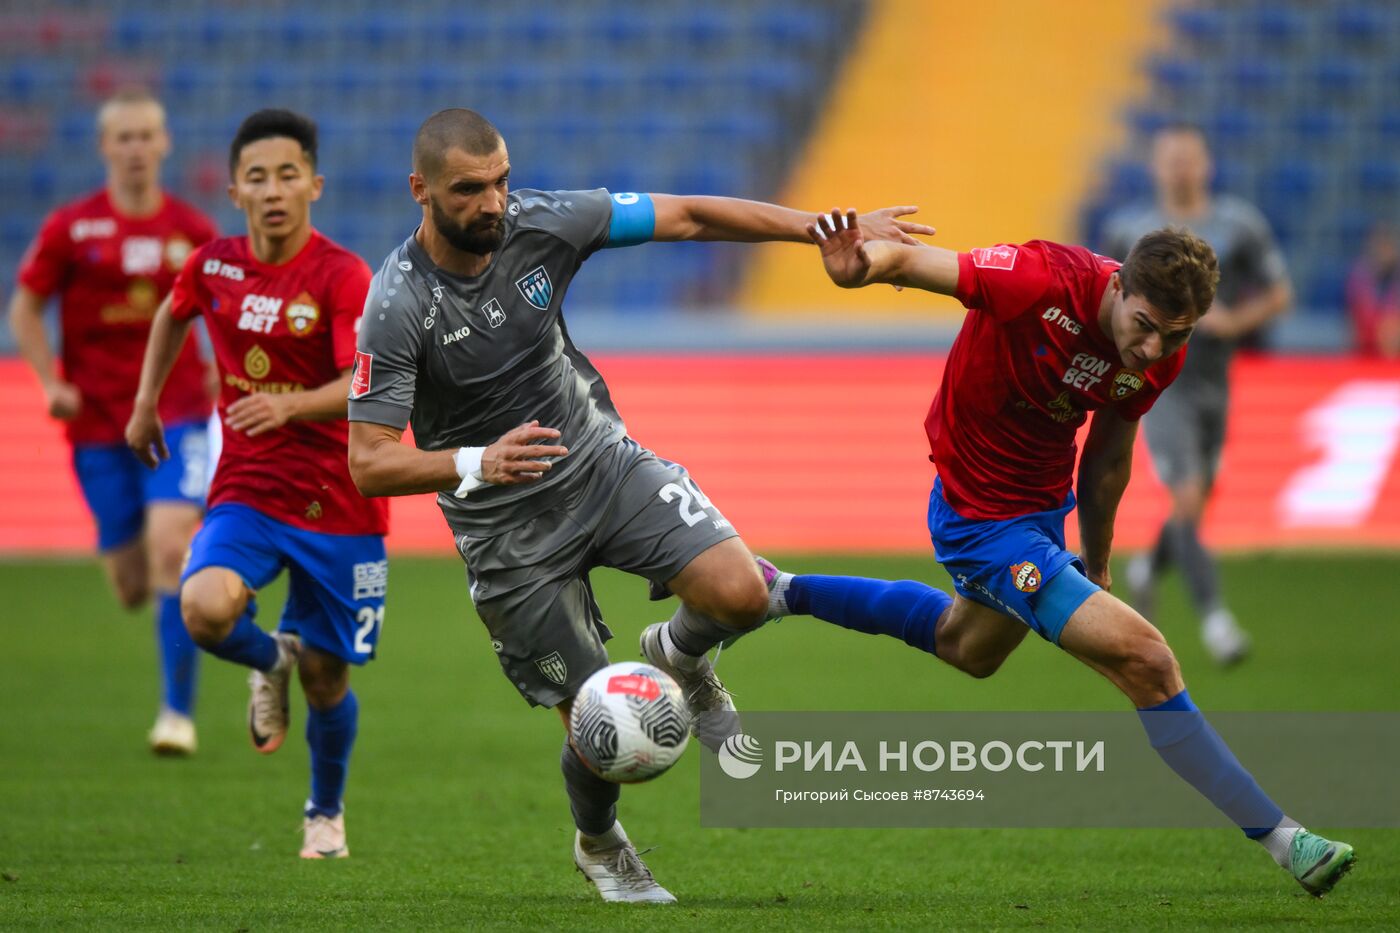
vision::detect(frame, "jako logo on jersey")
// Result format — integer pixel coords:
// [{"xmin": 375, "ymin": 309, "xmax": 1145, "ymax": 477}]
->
[
  {"xmin": 1042, "ymin": 306, "xmax": 1083, "ymax": 335},
  {"xmin": 535, "ymin": 651, "xmax": 568, "ymax": 685},
  {"xmin": 203, "ymin": 258, "xmax": 245, "ymax": 281},
  {"xmin": 481, "ymin": 297, "xmax": 507, "ymax": 328},
  {"xmin": 1010, "ymin": 561, "xmax": 1042, "ymax": 593},
  {"xmin": 350, "ymin": 350, "xmax": 372, "ymax": 398},
  {"xmin": 284, "ymin": 291, "xmax": 320, "ymax": 337},
  {"xmin": 516, "ymin": 266, "xmax": 553, "ymax": 310},
  {"xmin": 238, "ymin": 294, "xmax": 283, "ymax": 334},
  {"xmin": 1112, "ymin": 370, "xmax": 1145, "ymax": 400},
  {"xmin": 442, "ymin": 324, "xmax": 471, "ymax": 345},
  {"xmin": 971, "ymin": 245, "xmax": 1017, "ymax": 271}
]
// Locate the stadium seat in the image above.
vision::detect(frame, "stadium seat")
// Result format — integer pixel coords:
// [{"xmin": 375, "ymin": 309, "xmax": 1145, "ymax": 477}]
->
[{"xmin": 1168, "ymin": 6, "xmax": 1228, "ymax": 46}]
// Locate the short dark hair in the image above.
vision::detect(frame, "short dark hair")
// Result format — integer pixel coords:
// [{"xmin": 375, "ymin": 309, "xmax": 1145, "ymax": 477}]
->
[
  {"xmin": 229, "ymin": 109, "xmax": 318, "ymax": 175},
  {"xmin": 1153, "ymin": 120, "xmax": 1209, "ymax": 146},
  {"xmin": 413, "ymin": 108, "xmax": 502, "ymax": 180},
  {"xmin": 1120, "ymin": 227, "xmax": 1220, "ymax": 320}
]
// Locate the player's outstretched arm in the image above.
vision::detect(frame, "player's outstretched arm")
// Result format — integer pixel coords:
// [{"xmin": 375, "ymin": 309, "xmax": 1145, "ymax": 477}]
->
[
  {"xmin": 348, "ymin": 420, "xmax": 570, "ymax": 498},
  {"xmin": 1076, "ymin": 408, "xmax": 1139, "ymax": 590},
  {"xmin": 224, "ymin": 368, "xmax": 355, "ymax": 437},
  {"xmin": 7, "ymin": 284, "xmax": 80, "ymax": 420},
  {"xmin": 807, "ymin": 209, "xmax": 960, "ymax": 295},
  {"xmin": 127, "ymin": 294, "xmax": 194, "ymax": 467},
  {"xmin": 649, "ymin": 194, "xmax": 933, "ymax": 245}
]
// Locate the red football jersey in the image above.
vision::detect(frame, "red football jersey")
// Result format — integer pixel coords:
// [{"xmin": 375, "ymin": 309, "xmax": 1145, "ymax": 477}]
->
[
  {"xmin": 17, "ymin": 190, "xmax": 216, "ymax": 444},
  {"xmin": 168, "ymin": 231, "xmax": 387, "ymax": 536},
  {"xmin": 926, "ymin": 240, "xmax": 1185, "ymax": 520}
]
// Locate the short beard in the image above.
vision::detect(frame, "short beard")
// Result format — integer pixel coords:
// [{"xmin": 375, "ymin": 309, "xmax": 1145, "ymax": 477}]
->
[{"xmin": 430, "ymin": 198, "xmax": 504, "ymax": 255}]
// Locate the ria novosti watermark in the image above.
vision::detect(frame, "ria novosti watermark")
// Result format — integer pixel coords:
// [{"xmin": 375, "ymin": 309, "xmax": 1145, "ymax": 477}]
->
[{"xmin": 698, "ymin": 712, "xmax": 1400, "ymax": 829}]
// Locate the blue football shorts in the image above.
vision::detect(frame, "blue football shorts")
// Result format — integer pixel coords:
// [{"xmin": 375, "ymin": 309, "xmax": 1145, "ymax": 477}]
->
[
  {"xmin": 72, "ymin": 419, "xmax": 210, "ymax": 551},
  {"xmin": 182, "ymin": 503, "xmax": 388, "ymax": 664},
  {"xmin": 927, "ymin": 477, "xmax": 1100, "ymax": 644}
]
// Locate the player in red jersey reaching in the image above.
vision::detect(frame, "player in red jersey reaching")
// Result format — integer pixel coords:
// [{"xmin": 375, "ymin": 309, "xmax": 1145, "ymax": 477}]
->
[
  {"xmin": 7, "ymin": 88, "xmax": 217, "ymax": 756},
  {"xmin": 126, "ymin": 110, "xmax": 387, "ymax": 860},
  {"xmin": 736, "ymin": 210, "xmax": 1352, "ymax": 897}
]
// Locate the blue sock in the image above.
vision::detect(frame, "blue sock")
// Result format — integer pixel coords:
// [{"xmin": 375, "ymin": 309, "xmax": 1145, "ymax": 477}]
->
[
  {"xmin": 306, "ymin": 690, "xmax": 358, "ymax": 818},
  {"xmin": 156, "ymin": 591, "xmax": 199, "ymax": 715},
  {"xmin": 1137, "ymin": 690, "xmax": 1283, "ymax": 837},
  {"xmin": 787, "ymin": 576, "xmax": 952, "ymax": 656},
  {"xmin": 204, "ymin": 601, "xmax": 279, "ymax": 672}
]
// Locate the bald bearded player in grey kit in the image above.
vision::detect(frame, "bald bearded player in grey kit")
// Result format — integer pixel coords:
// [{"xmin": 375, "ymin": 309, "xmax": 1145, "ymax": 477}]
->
[{"xmin": 346, "ymin": 108, "xmax": 930, "ymax": 903}]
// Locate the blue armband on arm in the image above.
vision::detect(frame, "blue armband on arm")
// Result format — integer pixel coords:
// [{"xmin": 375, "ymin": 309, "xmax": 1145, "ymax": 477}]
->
[{"xmin": 603, "ymin": 193, "xmax": 655, "ymax": 248}]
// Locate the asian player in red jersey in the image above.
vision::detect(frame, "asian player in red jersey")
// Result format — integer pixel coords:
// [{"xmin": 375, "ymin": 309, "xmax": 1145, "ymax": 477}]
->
[
  {"xmin": 741, "ymin": 211, "xmax": 1351, "ymax": 897},
  {"xmin": 7, "ymin": 89, "xmax": 216, "ymax": 756},
  {"xmin": 126, "ymin": 110, "xmax": 388, "ymax": 860}
]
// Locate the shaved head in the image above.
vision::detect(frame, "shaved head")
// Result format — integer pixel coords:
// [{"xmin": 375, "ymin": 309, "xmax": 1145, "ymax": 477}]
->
[{"xmin": 413, "ymin": 108, "xmax": 502, "ymax": 181}]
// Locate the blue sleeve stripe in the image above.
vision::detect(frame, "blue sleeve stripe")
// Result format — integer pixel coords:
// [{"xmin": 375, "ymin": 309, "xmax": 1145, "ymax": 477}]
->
[{"xmin": 604, "ymin": 193, "xmax": 655, "ymax": 248}]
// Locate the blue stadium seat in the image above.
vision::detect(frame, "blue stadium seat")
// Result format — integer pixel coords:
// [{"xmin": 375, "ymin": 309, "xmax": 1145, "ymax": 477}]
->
[
  {"xmin": 1359, "ymin": 159, "xmax": 1400, "ymax": 196},
  {"xmin": 1313, "ymin": 59, "xmax": 1365, "ymax": 97},
  {"xmin": 1248, "ymin": 6, "xmax": 1308, "ymax": 46},
  {"xmin": 1169, "ymin": 6, "xmax": 1228, "ymax": 45},
  {"xmin": 1333, "ymin": 5, "xmax": 1388, "ymax": 44},
  {"xmin": 1291, "ymin": 109, "xmax": 1344, "ymax": 144},
  {"xmin": 1147, "ymin": 57, "xmax": 1206, "ymax": 97},
  {"xmin": 1225, "ymin": 59, "xmax": 1286, "ymax": 97}
]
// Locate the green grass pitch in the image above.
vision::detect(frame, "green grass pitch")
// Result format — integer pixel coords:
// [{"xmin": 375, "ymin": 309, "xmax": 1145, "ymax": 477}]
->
[{"xmin": 2, "ymin": 554, "xmax": 1397, "ymax": 930}]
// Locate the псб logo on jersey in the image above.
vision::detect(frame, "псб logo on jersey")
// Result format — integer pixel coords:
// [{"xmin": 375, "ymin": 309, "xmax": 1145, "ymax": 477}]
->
[
  {"xmin": 516, "ymin": 266, "xmax": 553, "ymax": 310},
  {"xmin": 1111, "ymin": 370, "xmax": 1145, "ymax": 400}
]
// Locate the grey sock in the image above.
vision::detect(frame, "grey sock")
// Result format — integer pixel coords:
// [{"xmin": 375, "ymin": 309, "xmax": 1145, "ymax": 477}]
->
[
  {"xmin": 665, "ymin": 603, "xmax": 759, "ymax": 658},
  {"xmin": 561, "ymin": 739, "xmax": 618, "ymax": 836},
  {"xmin": 1163, "ymin": 519, "xmax": 1222, "ymax": 617}
]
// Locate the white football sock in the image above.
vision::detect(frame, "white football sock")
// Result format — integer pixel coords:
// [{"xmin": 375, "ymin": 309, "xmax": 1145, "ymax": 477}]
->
[{"xmin": 1257, "ymin": 816, "xmax": 1302, "ymax": 869}]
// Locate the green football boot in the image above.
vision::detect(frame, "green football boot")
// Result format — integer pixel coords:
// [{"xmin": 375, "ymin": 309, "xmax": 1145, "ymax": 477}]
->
[{"xmin": 1289, "ymin": 830, "xmax": 1355, "ymax": 897}]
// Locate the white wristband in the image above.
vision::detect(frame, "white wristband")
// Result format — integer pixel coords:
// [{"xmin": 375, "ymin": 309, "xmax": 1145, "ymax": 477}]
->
[{"xmin": 453, "ymin": 446, "xmax": 489, "ymax": 498}]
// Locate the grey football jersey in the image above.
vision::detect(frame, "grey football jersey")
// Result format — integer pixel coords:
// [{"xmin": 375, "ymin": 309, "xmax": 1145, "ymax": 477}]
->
[
  {"xmin": 348, "ymin": 188, "xmax": 629, "ymax": 535},
  {"xmin": 1100, "ymin": 195, "xmax": 1287, "ymax": 401}
]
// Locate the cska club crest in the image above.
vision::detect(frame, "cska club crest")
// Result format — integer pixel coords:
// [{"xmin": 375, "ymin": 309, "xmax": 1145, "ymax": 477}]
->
[
  {"xmin": 535, "ymin": 651, "xmax": 568, "ymax": 685},
  {"xmin": 515, "ymin": 265, "xmax": 553, "ymax": 310},
  {"xmin": 1010, "ymin": 561, "xmax": 1042, "ymax": 593},
  {"xmin": 1111, "ymin": 370, "xmax": 1145, "ymax": 400},
  {"xmin": 285, "ymin": 291, "xmax": 321, "ymax": 337}
]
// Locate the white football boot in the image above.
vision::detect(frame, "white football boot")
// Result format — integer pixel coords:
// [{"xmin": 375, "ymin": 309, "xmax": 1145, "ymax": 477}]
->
[
  {"xmin": 147, "ymin": 708, "xmax": 197, "ymax": 757},
  {"xmin": 574, "ymin": 823, "xmax": 675, "ymax": 903},
  {"xmin": 1202, "ymin": 608, "xmax": 1250, "ymax": 667},
  {"xmin": 300, "ymin": 812, "xmax": 349, "ymax": 859},
  {"xmin": 640, "ymin": 623, "xmax": 738, "ymax": 752},
  {"xmin": 248, "ymin": 632, "xmax": 300, "ymax": 754}
]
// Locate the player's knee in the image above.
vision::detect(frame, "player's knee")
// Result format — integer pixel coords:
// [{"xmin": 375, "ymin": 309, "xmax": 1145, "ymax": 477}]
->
[
  {"xmin": 147, "ymin": 540, "xmax": 189, "ymax": 591},
  {"xmin": 706, "ymin": 573, "xmax": 770, "ymax": 630},
  {"xmin": 114, "ymin": 576, "xmax": 150, "ymax": 611},
  {"xmin": 180, "ymin": 579, "xmax": 243, "ymax": 646},
  {"xmin": 298, "ymin": 653, "xmax": 349, "ymax": 710},
  {"xmin": 1118, "ymin": 634, "xmax": 1182, "ymax": 706}
]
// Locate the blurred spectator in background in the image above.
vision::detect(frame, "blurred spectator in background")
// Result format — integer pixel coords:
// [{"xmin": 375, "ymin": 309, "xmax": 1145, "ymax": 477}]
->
[
  {"xmin": 1347, "ymin": 221, "xmax": 1400, "ymax": 358},
  {"xmin": 1100, "ymin": 122, "xmax": 1291, "ymax": 668}
]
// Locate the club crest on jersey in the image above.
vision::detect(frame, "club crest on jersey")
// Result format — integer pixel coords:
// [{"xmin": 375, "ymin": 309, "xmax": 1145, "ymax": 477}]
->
[
  {"xmin": 284, "ymin": 292, "xmax": 321, "ymax": 337},
  {"xmin": 516, "ymin": 266, "xmax": 553, "ymax": 311},
  {"xmin": 535, "ymin": 651, "xmax": 568, "ymax": 685},
  {"xmin": 971, "ymin": 245, "xmax": 1017, "ymax": 271},
  {"xmin": 1111, "ymin": 370, "xmax": 1145, "ymax": 400},
  {"xmin": 165, "ymin": 236, "xmax": 193, "ymax": 272},
  {"xmin": 1010, "ymin": 561, "xmax": 1042, "ymax": 593},
  {"xmin": 244, "ymin": 345, "xmax": 271, "ymax": 380},
  {"xmin": 481, "ymin": 296, "xmax": 507, "ymax": 328},
  {"xmin": 350, "ymin": 350, "xmax": 372, "ymax": 398}
]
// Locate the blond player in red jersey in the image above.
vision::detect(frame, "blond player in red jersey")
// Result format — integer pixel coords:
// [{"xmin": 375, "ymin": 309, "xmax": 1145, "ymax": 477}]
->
[
  {"xmin": 127, "ymin": 110, "xmax": 387, "ymax": 860},
  {"xmin": 7, "ymin": 89, "xmax": 217, "ymax": 755}
]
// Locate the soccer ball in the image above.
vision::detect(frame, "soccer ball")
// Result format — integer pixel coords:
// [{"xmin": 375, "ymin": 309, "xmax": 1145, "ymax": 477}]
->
[{"xmin": 569, "ymin": 662, "xmax": 690, "ymax": 784}]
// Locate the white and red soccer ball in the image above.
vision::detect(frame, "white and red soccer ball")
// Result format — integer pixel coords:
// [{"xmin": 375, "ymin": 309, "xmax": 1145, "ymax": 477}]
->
[{"xmin": 570, "ymin": 663, "xmax": 690, "ymax": 783}]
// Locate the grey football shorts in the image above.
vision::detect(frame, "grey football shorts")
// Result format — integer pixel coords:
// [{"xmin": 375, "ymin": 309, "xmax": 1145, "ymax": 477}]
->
[
  {"xmin": 453, "ymin": 437, "xmax": 739, "ymax": 708},
  {"xmin": 1142, "ymin": 387, "xmax": 1227, "ymax": 488}
]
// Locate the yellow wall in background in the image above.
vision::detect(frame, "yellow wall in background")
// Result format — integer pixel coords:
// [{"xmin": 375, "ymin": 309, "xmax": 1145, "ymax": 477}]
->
[{"xmin": 740, "ymin": 0, "xmax": 1164, "ymax": 316}]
